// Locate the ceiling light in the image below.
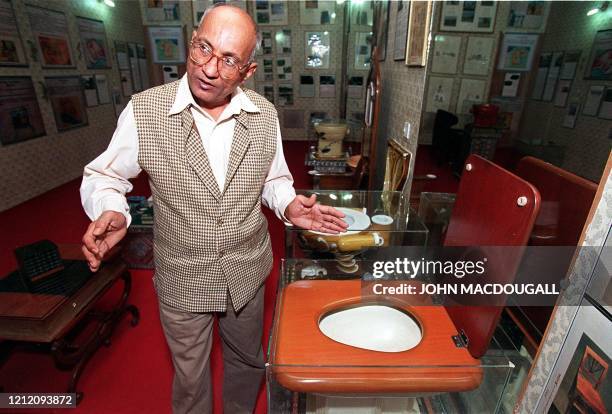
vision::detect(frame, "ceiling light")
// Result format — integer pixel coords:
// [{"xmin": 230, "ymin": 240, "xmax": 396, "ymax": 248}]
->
[
  {"xmin": 587, "ymin": 1, "xmax": 609, "ymax": 16},
  {"xmin": 104, "ymin": 0, "xmax": 115, "ymax": 7}
]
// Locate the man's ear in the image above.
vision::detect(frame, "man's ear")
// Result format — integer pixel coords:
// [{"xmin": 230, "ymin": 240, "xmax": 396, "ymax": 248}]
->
[
  {"xmin": 191, "ymin": 30, "xmax": 197, "ymax": 41},
  {"xmin": 242, "ymin": 62, "xmax": 258, "ymax": 83}
]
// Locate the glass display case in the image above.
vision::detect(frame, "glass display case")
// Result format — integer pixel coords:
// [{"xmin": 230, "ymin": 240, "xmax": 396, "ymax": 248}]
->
[
  {"xmin": 267, "ymin": 259, "xmax": 518, "ymax": 414},
  {"xmin": 285, "ymin": 190, "xmax": 429, "ymax": 264}
]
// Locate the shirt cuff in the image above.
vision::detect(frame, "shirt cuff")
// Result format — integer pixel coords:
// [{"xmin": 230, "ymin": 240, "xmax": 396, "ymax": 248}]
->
[
  {"xmin": 277, "ymin": 192, "xmax": 296, "ymax": 225},
  {"xmin": 97, "ymin": 194, "xmax": 132, "ymax": 228}
]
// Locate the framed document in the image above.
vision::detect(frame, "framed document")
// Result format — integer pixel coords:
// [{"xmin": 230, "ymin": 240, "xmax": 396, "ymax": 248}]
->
[
  {"xmin": 599, "ymin": 87, "xmax": 612, "ymax": 120},
  {"xmin": 562, "ymin": 102, "xmax": 579, "ymax": 128},
  {"xmin": 431, "ymin": 35, "xmax": 461, "ymax": 74},
  {"xmin": 148, "ymin": 26, "xmax": 186, "ymax": 64},
  {"xmin": 506, "ymin": 1, "xmax": 550, "ymax": 33},
  {"xmin": 77, "ymin": 17, "xmax": 110, "ymax": 69},
  {"xmin": 542, "ymin": 52, "xmax": 563, "ymax": 102},
  {"xmin": 45, "ymin": 76, "xmax": 89, "ymax": 132},
  {"xmin": 457, "ymin": 78, "xmax": 486, "ymax": 114},
  {"xmin": 0, "ymin": 77, "xmax": 46, "ymax": 145},
  {"xmin": 275, "ymin": 29, "xmax": 291, "ymax": 55},
  {"xmin": 463, "ymin": 36, "xmax": 495, "ymax": 76},
  {"xmin": 276, "ymin": 56, "xmax": 292, "ymax": 81},
  {"xmin": 305, "ymin": 31, "xmax": 330, "ymax": 69},
  {"xmin": 0, "ymin": 0, "xmax": 27, "ymax": 66},
  {"xmin": 141, "ymin": 0, "xmax": 181, "ymax": 25},
  {"xmin": 425, "ymin": 76, "xmax": 454, "ymax": 113},
  {"xmin": 392, "ymin": 0, "xmax": 409, "ymax": 61},
  {"xmin": 406, "ymin": 0, "xmax": 432, "ymax": 67},
  {"xmin": 374, "ymin": 0, "xmax": 390, "ymax": 61},
  {"xmin": 354, "ymin": 32, "xmax": 372, "ymax": 70},
  {"xmin": 254, "ymin": 0, "xmax": 288, "ymax": 26},
  {"xmin": 440, "ymin": 1, "xmax": 497, "ymax": 33},
  {"xmin": 585, "ymin": 29, "xmax": 612, "ymax": 80},
  {"xmin": 300, "ymin": 1, "xmax": 336, "ymax": 25},
  {"xmin": 350, "ymin": 0, "xmax": 373, "ymax": 26},
  {"xmin": 498, "ymin": 33, "xmax": 539, "ymax": 72},
  {"xmin": 26, "ymin": 5, "xmax": 74, "ymax": 68},
  {"xmin": 258, "ymin": 30, "xmax": 273, "ymax": 55},
  {"xmin": 95, "ymin": 74, "xmax": 111, "ymax": 105}
]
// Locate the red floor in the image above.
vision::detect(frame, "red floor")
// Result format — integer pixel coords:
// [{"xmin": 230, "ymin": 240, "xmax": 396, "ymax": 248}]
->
[{"xmin": 0, "ymin": 142, "xmax": 515, "ymax": 413}]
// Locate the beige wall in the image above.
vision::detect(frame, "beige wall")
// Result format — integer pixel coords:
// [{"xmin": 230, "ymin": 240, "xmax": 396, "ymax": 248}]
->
[{"xmin": 0, "ymin": 0, "xmax": 145, "ymax": 212}]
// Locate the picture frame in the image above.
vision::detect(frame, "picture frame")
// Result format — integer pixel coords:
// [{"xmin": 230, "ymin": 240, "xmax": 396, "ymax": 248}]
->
[
  {"xmin": 457, "ymin": 78, "xmax": 486, "ymax": 114},
  {"xmin": 559, "ymin": 50, "xmax": 581, "ymax": 80},
  {"xmin": 498, "ymin": 33, "xmax": 539, "ymax": 72},
  {"xmin": 147, "ymin": 26, "xmax": 186, "ymax": 64},
  {"xmin": 585, "ymin": 29, "xmax": 612, "ymax": 80},
  {"xmin": 440, "ymin": 1, "xmax": 497, "ymax": 33},
  {"xmin": 76, "ymin": 17, "xmax": 111, "ymax": 69},
  {"xmin": 531, "ymin": 52, "xmax": 551, "ymax": 100},
  {"xmin": 94, "ymin": 74, "xmax": 111, "ymax": 105},
  {"xmin": 354, "ymin": 31, "xmax": 373, "ymax": 70},
  {"xmin": 463, "ymin": 36, "xmax": 495, "ymax": 76},
  {"xmin": 431, "ymin": 34, "xmax": 462, "ymax": 74},
  {"xmin": 0, "ymin": 77, "xmax": 46, "ymax": 145},
  {"xmin": 553, "ymin": 79, "xmax": 571, "ymax": 107},
  {"xmin": 374, "ymin": 0, "xmax": 390, "ymax": 61},
  {"xmin": 425, "ymin": 76, "xmax": 454, "ymax": 113},
  {"xmin": 393, "ymin": 0, "xmax": 409, "ymax": 61},
  {"xmin": 275, "ymin": 29, "xmax": 291, "ymax": 55},
  {"xmin": 254, "ymin": 0, "xmax": 288, "ymax": 26},
  {"xmin": 598, "ymin": 87, "xmax": 612, "ymax": 120},
  {"xmin": 0, "ymin": 0, "xmax": 28, "ymax": 67},
  {"xmin": 305, "ymin": 31, "xmax": 331, "ymax": 69},
  {"xmin": 506, "ymin": 1, "xmax": 551, "ymax": 33},
  {"xmin": 350, "ymin": 0, "xmax": 373, "ymax": 27},
  {"xmin": 140, "ymin": 0, "xmax": 181, "ymax": 25},
  {"xmin": 45, "ymin": 76, "xmax": 89, "ymax": 132},
  {"xmin": 300, "ymin": 0, "xmax": 336, "ymax": 25},
  {"xmin": 405, "ymin": 0, "xmax": 433, "ymax": 67},
  {"xmin": 26, "ymin": 5, "xmax": 75, "ymax": 68}
]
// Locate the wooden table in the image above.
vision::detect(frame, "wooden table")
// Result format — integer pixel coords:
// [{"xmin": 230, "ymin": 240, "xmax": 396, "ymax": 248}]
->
[{"xmin": 0, "ymin": 244, "xmax": 139, "ymax": 402}]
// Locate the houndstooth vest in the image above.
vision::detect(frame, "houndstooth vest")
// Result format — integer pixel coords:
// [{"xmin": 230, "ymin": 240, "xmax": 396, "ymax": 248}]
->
[{"xmin": 132, "ymin": 80, "xmax": 276, "ymax": 313}]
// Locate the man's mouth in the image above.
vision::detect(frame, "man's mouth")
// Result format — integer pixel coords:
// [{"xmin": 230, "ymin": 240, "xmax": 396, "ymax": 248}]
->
[{"xmin": 198, "ymin": 78, "xmax": 216, "ymax": 91}]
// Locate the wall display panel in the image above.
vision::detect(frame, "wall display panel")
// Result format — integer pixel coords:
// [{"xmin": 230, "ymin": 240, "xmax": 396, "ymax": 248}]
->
[
  {"xmin": 586, "ymin": 29, "xmax": 612, "ymax": 80},
  {"xmin": 276, "ymin": 56, "xmax": 291, "ymax": 81},
  {"xmin": 299, "ymin": 75, "xmax": 315, "ymax": 97},
  {"xmin": 542, "ymin": 52, "xmax": 563, "ymax": 102},
  {"xmin": 582, "ymin": 85, "xmax": 604, "ymax": 117},
  {"xmin": 498, "ymin": 33, "xmax": 538, "ymax": 72},
  {"xmin": 405, "ymin": 0, "xmax": 432, "ymax": 67},
  {"xmin": 137, "ymin": 44, "xmax": 150, "ymax": 90},
  {"xmin": 94, "ymin": 74, "xmax": 111, "ymax": 105},
  {"xmin": 120, "ymin": 69, "xmax": 133, "ymax": 96},
  {"xmin": 256, "ymin": 57, "xmax": 274, "ymax": 81},
  {"xmin": 277, "ymin": 83, "xmax": 293, "ymax": 105},
  {"xmin": 192, "ymin": 0, "xmax": 246, "ymax": 27},
  {"xmin": 506, "ymin": 1, "xmax": 550, "ymax": 33},
  {"xmin": 141, "ymin": 0, "xmax": 181, "ymax": 25},
  {"xmin": 45, "ymin": 77, "xmax": 88, "ymax": 132},
  {"xmin": 354, "ymin": 32, "xmax": 372, "ymax": 70},
  {"xmin": 392, "ymin": 0, "xmax": 409, "ymax": 61},
  {"xmin": 148, "ymin": 26, "xmax": 186, "ymax": 64},
  {"xmin": 254, "ymin": 0, "xmax": 288, "ymax": 26},
  {"xmin": 319, "ymin": 75, "xmax": 335, "ymax": 98},
  {"xmin": 305, "ymin": 31, "xmax": 330, "ymax": 69},
  {"xmin": 76, "ymin": 17, "xmax": 110, "ymax": 69},
  {"xmin": 562, "ymin": 101, "xmax": 579, "ymax": 128},
  {"xmin": 531, "ymin": 52, "xmax": 551, "ymax": 100},
  {"xmin": 440, "ymin": 1, "xmax": 497, "ymax": 33},
  {"xmin": 559, "ymin": 50, "xmax": 581, "ymax": 80},
  {"xmin": 0, "ymin": 77, "xmax": 45, "ymax": 145},
  {"xmin": 350, "ymin": 1, "xmax": 373, "ymax": 26},
  {"xmin": 300, "ymin": 0, "xmax": 336, "ymax": 25},
  {"xmin": 82, "ymin": 75, "xmax": 99, "ymax": 107},
  {"xmin": 256, "ymin": 83, "xmax": 274, "ymax": 103},
  {"xmin": 431, "ymin": 34, "xmax": 461, "ymax": 74},
  {"xmin": 259, "ymin": 31, "xmax": 273, "ymax": 55},
  {"xmin": 457, "ymin": 78, "xmax": 486, "ymax": 114},
  {"xmin": 275, "ymin": 29, "xmax": 291, "ymax": 55},
  {"xmin": 26, "ymin": 5, "xmax": 74, "ymax": 68},
  {"xmin": 128, "ymin": 43, "xmax": 143, "ymax": 92},
  {"xmin": 347, "ymin": 76, "xmax": 363, "ymax": 99},
  {"xmin": 374, "ymin": 0, "xmax": 389, "ymax": 61},
  {"xmin": 553, "ymin": 79, "xmax": 571, "ymax": 107},
  {"xmin": 115, "ymin": 41, "xmax": 130, "ymax": 70},
  {"xmin": 425, "ymin": 76, "xmax": 454, "ymax": 113},
  {"xmin": 463, "ymin": 36, "xmax": 494, "ymax": 76},
  {"xmin": 0, "ymin": 0, "xmax": 27, "ymax": 66},
  {"xmin": 112, "ymin": 86, "xmax": 125, "ymax": 118}
]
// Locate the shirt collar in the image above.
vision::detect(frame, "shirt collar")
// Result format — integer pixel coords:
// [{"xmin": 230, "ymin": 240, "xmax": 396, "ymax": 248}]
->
[{"xmin": 168, "ymin": 74, "xmax": 259, "ymax": 117}]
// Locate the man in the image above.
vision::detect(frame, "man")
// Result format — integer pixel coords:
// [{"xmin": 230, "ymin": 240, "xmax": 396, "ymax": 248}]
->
[{"xmin": 80, "ymin": 4, "xmax": 347, "ymax": 413}]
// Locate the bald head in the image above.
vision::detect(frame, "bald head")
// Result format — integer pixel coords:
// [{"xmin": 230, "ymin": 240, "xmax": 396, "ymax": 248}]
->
[{"xmin": 198, "ymin": 4, "xmax": 260, "ymax": 62}]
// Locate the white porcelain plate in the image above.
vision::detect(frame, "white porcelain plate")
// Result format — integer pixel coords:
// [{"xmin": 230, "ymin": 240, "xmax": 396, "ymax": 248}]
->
[
  {"xmin": 308, "ymin": 207, "xmax": 371, "ymax": 236},
  {"xmin": 319, "ymin": 305, "xmax": 422, "ymax": 352}
]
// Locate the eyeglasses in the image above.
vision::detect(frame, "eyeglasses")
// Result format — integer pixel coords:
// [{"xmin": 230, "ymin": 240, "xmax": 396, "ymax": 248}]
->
[{"xmin": 189, "ymin": 41, "xmax": 250, "ymax": 80}]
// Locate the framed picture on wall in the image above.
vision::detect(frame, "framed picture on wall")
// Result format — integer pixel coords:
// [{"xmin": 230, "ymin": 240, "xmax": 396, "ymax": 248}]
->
[
  {"xmin": 77, "ymin": 17, "xmax": 111, "ymax": 69},
  {"xmin": 300, "ymin": 1, "xmax": 336, "ymax": 25},
  {"xmin": 0, "ymin": 0, "xmax": 28, "ymax": 66},
  {"xmin": 425, "ymin": 76, "xmax": 454, "ymax": 113},
  {"xmin": 463, "ymin": 36, "xmax": 495, "ymax": 76},
  {"xmin": 258, "ymin": 31, "xmax": 273, "ymax": 55},
  {"xmin": 560, "ymin": 50, "xmax": 581, "ymax": 80},
  {"xmin": 497, "ymin": 33, "xmax": 539, "ymax": 71},
  {"xmin": 585, "ymin": 29, "xmax": 612, "ymax": 80},
  {"xmin": 0, "ymin": 77, "xmax": 46, "ymax": 145},
  {"xmin": 457, "ymin": 78, "xmax": 486, "ymax": 114},
  {"xmin": 148, "ymin": 26, "xmax": 186, "ymax": 64},
  {"xmin": 439, "ymin": 1, "xmax": 497, "ymax": 33},
  {"xmin": 45, "ymin": 76, "xmax": 89, "ymax": 132},
  {"xmin": 26, "ymin": 5, "xmax": 75, "ymax": 68},
  {"xmin": 354, "ymin": 31, "xmax": 372, "ymax": 70},
  {"xmin": 531, "ymin": 52, "xmax": 552, "ymax": 100},
  {"xmin": 94, "ymin": 74, "xmax": 111, "ymax": 105},
  {"xmin": 141, "ymin": 0, "xmax": 181, "ymax": 25},
  {"xmin": 393, "ymin": 0, "xmax": 409, "ymax": 61},
  {"xmin": 275, "ymin": 29, "xmax": 291, "ymax": 55},
  {"xmin": 406, "ymin": 0, "xmax": 432, "ymax": 67},
  {"xmin": 254, "ymin": 0, "xmax": 288, "ymax": 26},
  {"xmin": 506, "ymin": 1, "xmax": 551, "ymax": 33},
  {"xmin": 350, "ymin": 0, "xmax": 373, "ymax": 26},
  {"xmin": 305, "ymin": 31, "xmax": 330, "ymax": 69},
  {"xmin": 374, "ymin": 0, "xmax": 390, "ymax": 61},
  {"xmin": 431, "ymin": 34, "xmax": 462, "ymax": 74}
]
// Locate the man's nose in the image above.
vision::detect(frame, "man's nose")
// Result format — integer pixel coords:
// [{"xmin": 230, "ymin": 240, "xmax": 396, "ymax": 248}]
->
[{"xmin": 202, "ymin": 55, "xmax": 220, "ymax": 79}]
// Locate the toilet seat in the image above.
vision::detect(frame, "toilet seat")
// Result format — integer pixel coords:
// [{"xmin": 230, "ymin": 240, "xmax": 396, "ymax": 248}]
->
[{"xmin": 270, "ymin": 280, "xmax": 483, "ymax": 394}]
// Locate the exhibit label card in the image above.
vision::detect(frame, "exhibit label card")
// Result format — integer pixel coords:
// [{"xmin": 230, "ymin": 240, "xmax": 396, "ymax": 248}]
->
[
  {"xmin": 582, "ymin": 85, "xmax": 604, "ymax": 116},
  {"xmin": 0, "ymin": 0, "xmax": 27, "ymax": 66},
  {"xmin": 27, "ymin": 5, "xmax": 75, "ymax": 68},
  {"xmin": 0, "ymin": 77, "xmax": 46, "ymax": 145}
]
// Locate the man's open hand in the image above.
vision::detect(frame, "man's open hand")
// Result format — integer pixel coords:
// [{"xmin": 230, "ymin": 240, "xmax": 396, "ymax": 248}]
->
[
  {"xmin": 284, "ymin": 194, "xmax": 348, "ymax": 234},
  {"xmin": 82, "ymin": 211, "xmax": 127, "ymax": 271}
]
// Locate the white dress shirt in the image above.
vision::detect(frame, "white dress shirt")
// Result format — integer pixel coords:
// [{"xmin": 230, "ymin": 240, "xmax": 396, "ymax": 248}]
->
[{"xmin": 81, "ymin": 75, "xmax": 296, "ymax": 226}]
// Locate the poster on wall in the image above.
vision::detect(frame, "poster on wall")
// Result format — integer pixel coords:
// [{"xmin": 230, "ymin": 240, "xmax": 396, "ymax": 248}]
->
[
  {"xmin": 115, "ymin": 41, "xmax": 130, "ymax": 70},
  {"xmin": 457, "ymin": 78, "xmax": 486, "ymax": 114},
  {"xmin": 94, "ymin": 74, "xmax": 111, "ymax": 104},
  {"xmin": 393, "ymin": 0, "xmax": 409, "ymax": 61},
  {"xmin": 26, "ymin": 5, "xmax": 74, "ymax": 68},
  {"xmin": 542, "ymin": 52, "xmax": 563, "ymax": 101},
  {"xmin": 192, "ymin": 0, "xmax": 246, "ymax": 27},
  {"xmin": 82, "ymin": 75, "xmax": 99, "ymax": 107},
  {"xmin": 498, "ymin": 33, "xmax": 538, "ymax": 71},
  {"xmin": 583, "ymin": 85, "xmax": 604, "ymax": 116},
  {"xmin": 431, "ymin": 34, "xmax": 461, "ymax": 74},
  {"xmin": 254, "ymin": 0, "xmax": 288, "ymax": 26},
  {"xmin": 406, "ymin": 0, "xmax": 432, "ymax": 67},
  {"xmin": 276, "ymin": 56, "xmax": 291, "ymax": 81},
  {"xmin": 463, "ymin": 36, "xmax": 495, "ymax": 76},
  {"xmin": 77, "ymin": 17, "xmax": 110, "ymax": 69},
  {"xmin": 300, "ymin": 0, "xmax": 336, "ymax": 25},
  {"xmin": 585, "ymin": 29, "xmax": 612, "ymax": 80},
  {"xmin": 374, "ymin": 0, "xmax": 389, "ymax": 61},
  {"xmin": 354, "ymin": 32, "xmax": 372, "ymax": 70},
  {"xmin": 426, "ymin": 76, "xmax": 454, "ymax": 113},
  {"xmin": 128, "ymin": 43, "xmax": 143, "ymax": 92},
  {"xmin": 531, "ymin": 52, "xmax": 551, "ymax": 100},
  {"xmin": 506, "ymin": 1, "xmax": 550, "ymax": 33},
  {"xmin": 305, "ymin": 31, "xmax": 330, "ymax": 69},
  {"xmin": 275, "ymin": 29, "xmax": 291, "ymax": 55},
  {"xmin": 0, "ymin": 0, "xmax": 27, "ymax": 66},
  {"xmin": 439, "ymin": 1, "xmax": 497, "ymax": 33},
  {"xmin": 137, "ymin": 44, "xmax": 150, "ymax": 90},
  {"xmin": 45, "ymin": 76, "xmax": 88, "ymax": 132},
  {"xmin": 148, "ymin": 26, "xmax": 186, "ymax": 64},
  {"xmin": 560, "ymin": 51, "xmax": 581, "ymax": 80},
  {"xmin": 141, "ymin": 0, "xmax": 181, "ymax": 25},
  {"xmin": 0, "ymin": 77, "xmax": 46, "ymax": 145}
]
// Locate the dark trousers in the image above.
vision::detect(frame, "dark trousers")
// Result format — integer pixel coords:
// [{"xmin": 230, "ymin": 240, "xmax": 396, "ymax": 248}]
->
[{"xmin": 158, "ymin": 286, "xmax": 265, "ymax": 414}]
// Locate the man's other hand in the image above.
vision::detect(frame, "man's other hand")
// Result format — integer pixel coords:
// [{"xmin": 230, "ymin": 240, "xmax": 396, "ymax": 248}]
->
[
  {"xmin": 285, "ymin": 194, "xmax": 349, "ymax": 234},
  {"xmin": 82, "ymin": 211, "xmax": 127, "ymax": 271}
]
